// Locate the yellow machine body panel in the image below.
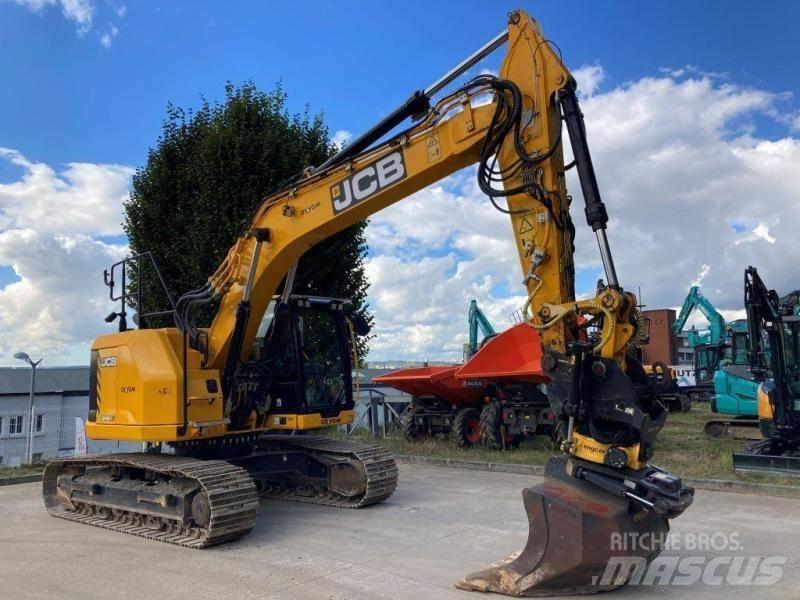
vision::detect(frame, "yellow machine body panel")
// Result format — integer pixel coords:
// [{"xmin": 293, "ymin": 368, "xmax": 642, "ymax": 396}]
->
[{"xmin": 87, "ymin": 328, "xmax": 225, "ymax": 442}]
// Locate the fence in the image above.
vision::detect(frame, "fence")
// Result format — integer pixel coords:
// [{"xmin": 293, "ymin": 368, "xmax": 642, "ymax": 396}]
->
[
  {"xmin": 348, "ymin": 387, "xmax": 410, "ymax": 438},
  {"xmin": 0, "ymin": 383, "xmax": 411, "ymax": 468},
  {"xmin": 0, "ymin": 404, "xmax": 139, "ymax": 467}
]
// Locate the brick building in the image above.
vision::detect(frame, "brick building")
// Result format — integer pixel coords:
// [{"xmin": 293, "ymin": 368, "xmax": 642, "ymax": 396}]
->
[{"xmin": 642, "ymin": 308, "xmax": 678, "ymax": 365}]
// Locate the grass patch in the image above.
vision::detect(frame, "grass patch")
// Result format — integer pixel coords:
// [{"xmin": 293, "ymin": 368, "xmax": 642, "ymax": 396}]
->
[
  {"xmin": 348, "ymin": 403, "xmax": 798, "ymax": 487},
  {"xmin": 0, "ymin": 464, "xmax": 44, "ymax": 479}
]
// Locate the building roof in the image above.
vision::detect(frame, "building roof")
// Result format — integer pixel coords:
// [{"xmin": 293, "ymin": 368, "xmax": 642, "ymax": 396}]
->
[
  {"xmin": 0, "ymin": 366, "xmax": 89, "ymax": 395},
  {"xmin": 354, "ymin": 368, "xmax": 399, "ymax": 384}
]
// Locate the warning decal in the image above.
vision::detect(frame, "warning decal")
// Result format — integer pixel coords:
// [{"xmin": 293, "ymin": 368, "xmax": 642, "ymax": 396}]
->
[
  {"xmin": 518, "ymin": 217, "xmax": 534, "ymax": 235},
  {"xmin": 426, "ymin": 134, "xmax": 442, "ymax": 163}
]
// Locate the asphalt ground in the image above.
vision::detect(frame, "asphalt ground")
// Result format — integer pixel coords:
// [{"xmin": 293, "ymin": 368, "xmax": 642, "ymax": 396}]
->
[{"xmin": 1, "ymin": 462, "xmax": 798, "ymax": 599}]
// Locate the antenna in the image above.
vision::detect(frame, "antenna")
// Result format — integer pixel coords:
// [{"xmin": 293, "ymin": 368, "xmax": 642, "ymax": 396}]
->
[{"xmin": 637, "ymin": 286, "xmax": 646, "ymax": 310}]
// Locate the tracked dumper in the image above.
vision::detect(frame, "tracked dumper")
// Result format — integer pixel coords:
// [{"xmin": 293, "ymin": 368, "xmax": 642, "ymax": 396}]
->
[
  {"xmin": 376, "ymin": 322, "xmax": 554, "ymax": 448},
  {"xmin": 44, "ymin": 435, "xmax": 397, "ymax": 547}
]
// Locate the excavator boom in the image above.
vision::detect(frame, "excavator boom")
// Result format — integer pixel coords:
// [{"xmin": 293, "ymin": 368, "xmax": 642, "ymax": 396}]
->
[
  {"xmin": 673, "ymin": 285, "xmax": 727, "ymax": 347},
  {"xmin": 467, "ymin": 299, "xmax": 497, "ymax": 358}
]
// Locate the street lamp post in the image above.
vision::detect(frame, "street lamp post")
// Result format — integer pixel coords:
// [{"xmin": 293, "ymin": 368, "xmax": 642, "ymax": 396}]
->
[{"xmin": 14, "ymin": 352, "xmax": 43, "ymax": 465}]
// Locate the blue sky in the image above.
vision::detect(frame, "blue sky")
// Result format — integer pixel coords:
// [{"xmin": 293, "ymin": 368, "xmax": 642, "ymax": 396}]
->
[
  {"xmin": 2, "ymin": 0, "xmax": 798, "ymax": 169},
  {"xmin": 1, "ymin": 0, "xmax": 799, "ymax": 364}
]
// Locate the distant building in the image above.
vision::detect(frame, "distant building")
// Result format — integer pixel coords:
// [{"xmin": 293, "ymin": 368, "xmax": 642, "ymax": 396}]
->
[
  {"xmin": 676, "ymin": 331, "xmax": 695, "ymax": 365},
  {"xmin": 0, "ymin": 366, "xmax": 136, "ymax": 466},
  {"xmin": 641, "ymin": 309, "xmax": 678, "ymax": 365}
]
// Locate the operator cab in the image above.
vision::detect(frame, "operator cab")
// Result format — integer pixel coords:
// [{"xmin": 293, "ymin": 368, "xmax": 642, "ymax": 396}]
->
[
  {"xmin": 694, "ymin": 331, "xmax": 749, "ymax": 385},
  {"xmin": 229, "ymin": 295, "xmax": 362, "ymax": 430}
]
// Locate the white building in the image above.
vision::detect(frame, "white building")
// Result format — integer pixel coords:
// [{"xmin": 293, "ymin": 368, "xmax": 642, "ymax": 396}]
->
[{"xmin": 0, "ymin": 366, "xmax": 136, "ymax": 466}]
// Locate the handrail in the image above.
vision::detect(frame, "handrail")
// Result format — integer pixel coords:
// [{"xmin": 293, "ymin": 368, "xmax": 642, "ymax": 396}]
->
[{"xmin": 103, "ymin": 252, "xmax": 180, "ymax": 331}]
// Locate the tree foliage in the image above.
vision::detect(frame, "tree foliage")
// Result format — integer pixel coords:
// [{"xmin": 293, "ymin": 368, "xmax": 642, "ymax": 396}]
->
[{"xmin": 124, "ymin": 81, "xmax": 372, "ymax": 357}]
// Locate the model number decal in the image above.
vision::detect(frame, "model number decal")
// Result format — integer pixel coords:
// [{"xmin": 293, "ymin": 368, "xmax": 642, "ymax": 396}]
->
[
  {"xmin": 300, "ymin": 201, "xmax": 321, "ymax": 216},
  {"xmin": 320, "ymin": 416, "xmax": 343, "ymax": 425},
  {"xmin": 330, "ymin": 151, "xmax": 407, "ymax": 214}
]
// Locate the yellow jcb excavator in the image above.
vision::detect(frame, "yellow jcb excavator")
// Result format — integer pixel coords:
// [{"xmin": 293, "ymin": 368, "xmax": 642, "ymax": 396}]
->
[{"xmin": 43, "ymin": 10, "xmax": 693, "ymax": 596}]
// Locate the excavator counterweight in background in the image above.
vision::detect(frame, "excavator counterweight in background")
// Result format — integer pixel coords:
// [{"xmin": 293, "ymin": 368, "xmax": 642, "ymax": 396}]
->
[{"xmin": 43, "ymin": 10, "xmax": 693, "ymax": 597}]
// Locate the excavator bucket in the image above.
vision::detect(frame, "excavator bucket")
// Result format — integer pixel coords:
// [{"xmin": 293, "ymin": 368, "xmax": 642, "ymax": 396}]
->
[{"xmin": 457, "ymin": 457, "xmax": 669, "ymax": 596}]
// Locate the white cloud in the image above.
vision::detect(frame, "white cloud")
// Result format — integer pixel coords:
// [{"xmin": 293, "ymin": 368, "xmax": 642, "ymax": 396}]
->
[
  {"xmin": 364, "ymin": 170, "xmax": 529, "ymax": 360},
  {"xmin": 6, "ymin": 0, "xmax": 95, "ymax": 35},
  {"xmin": 690, "ymin": 264, "xmax": 711, "ymax": 287},
  {"xmin": 5, "ymin": 0, "xmax": 125, "ymax": 44},
  {"xmin": 0, "ymin": 149, "xmax": 133, "ymax": 365},
  {"xmin": 363, "ymin": 67, "xmax": 800, "ymax": 362},
  {"xmin": 573, "ymin": 63, "xmax": 604, "ymax": 97},
  {"xmin": 59, "ymin": 0, "xmax": 93, "ymax": 32},
  {"xmin": 332, "ymin": 130, "xmax": 353, "ymax": 150},
  {"xmin": 658, "ymin": 65, "xmax": 728, "ymax": 80},
  {"xmin": 99, "ymin": 23, "xmax": 117, "ymax": 48},
  {"xmin": 0, "ymin": 148, "xmax": 133, "ymax": 235},
  {"xmin": 107, "ymin": 0, "xmax": 124, "ymax": 17},
  {"xmin": 567, "ymin": 73, "xmax": 799, "ymax": 311}
]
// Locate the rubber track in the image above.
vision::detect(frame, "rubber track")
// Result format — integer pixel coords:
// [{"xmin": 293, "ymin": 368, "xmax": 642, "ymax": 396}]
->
[
  {"xmin": 257, "ymin": 436, "xmax": 398, "ymax": 508},
  {"xmin": 42, "ymin": 453, "xmax": 259, "ymax": 548}
]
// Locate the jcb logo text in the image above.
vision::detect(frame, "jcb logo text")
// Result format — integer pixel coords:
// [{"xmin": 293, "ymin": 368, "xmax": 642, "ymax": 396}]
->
[{"xmin": 330, "ymin": 151, "xmax": 406, "ymax": 214}]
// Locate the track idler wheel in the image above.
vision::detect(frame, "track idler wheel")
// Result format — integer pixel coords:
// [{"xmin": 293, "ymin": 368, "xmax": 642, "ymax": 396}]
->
[
  {"xmin": 457, "ymin": 456, "xmax": 669, "ymax": 596},
  {"xmin": 191, "ymin": 491, "xmax": 211, "ymax": 528},
  {"xmin": 704, "ymin": 420, "xmax": 728, "ymax": 439}
]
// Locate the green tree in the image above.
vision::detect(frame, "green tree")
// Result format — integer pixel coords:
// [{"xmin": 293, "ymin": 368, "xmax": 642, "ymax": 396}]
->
[{"xmin": 124, "ymin": 81, "xmax": 372, "ymax": 358}]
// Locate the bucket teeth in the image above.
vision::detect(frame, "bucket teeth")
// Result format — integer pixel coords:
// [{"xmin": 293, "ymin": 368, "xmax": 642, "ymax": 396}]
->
[{"xmin": 457, "ymin": 456, "xmax": 671, "ymax": 597}]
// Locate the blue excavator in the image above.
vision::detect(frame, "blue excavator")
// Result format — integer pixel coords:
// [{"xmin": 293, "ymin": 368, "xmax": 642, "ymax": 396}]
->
[
  {"xmin": 673, "ymin": 286, "xmax": 758, "ymax": 439},
  {"xmin": 673, "ymin": 286, "xmax": 749, "ymax": 399}
]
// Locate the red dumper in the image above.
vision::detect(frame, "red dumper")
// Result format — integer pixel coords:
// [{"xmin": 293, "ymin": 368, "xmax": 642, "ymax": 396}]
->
[{"xmin": 374, "ymin": 323, "xmax": 555, "ymax": 448}]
